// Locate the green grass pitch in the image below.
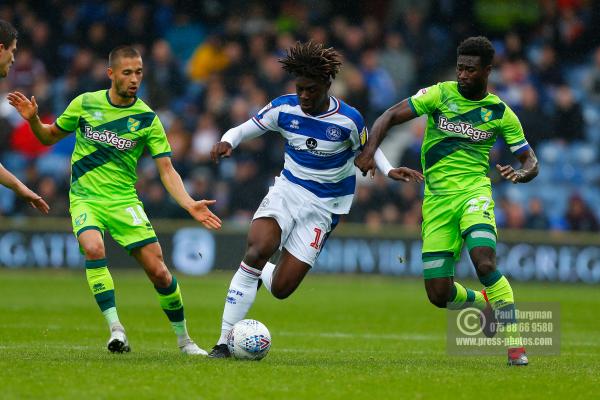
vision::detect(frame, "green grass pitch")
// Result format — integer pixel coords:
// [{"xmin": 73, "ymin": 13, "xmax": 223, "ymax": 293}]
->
[{"xmin": 2, "ymin": 269, "xmax": 599, "ymax": 399}]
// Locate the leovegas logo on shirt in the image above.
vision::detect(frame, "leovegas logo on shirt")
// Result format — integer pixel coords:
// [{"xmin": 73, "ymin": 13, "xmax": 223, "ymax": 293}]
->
[
  {"xmin": 83, "ymin": 125, "xmax": 138, "ymax": 150},
  {"xmin": 437, "ymin": 116, "xmax": 492, "ymax": 141}
]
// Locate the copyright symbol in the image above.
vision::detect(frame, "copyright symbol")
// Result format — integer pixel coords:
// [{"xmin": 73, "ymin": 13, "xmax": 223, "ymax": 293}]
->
[{"xmin": 457, "ymin": 309, "xmax": 483, "ymax": 336}]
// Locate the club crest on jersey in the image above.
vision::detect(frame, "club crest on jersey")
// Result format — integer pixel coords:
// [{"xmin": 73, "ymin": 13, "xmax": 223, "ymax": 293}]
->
[
  {"xmin": 326, "ymin": 125, "xmax": 342, "ymax": 140},
  {"xmin": 306, "ymin": 138, "xmax": 318, "ymax": 149},
  {"xmin": 290, "ymin": 119, "xmax": 300, "ymax": 129},
  {"xmin": 481, "ymin": 107, "xmax": 493, "ymax": 123},
  {"xmin": 127, "ymin": 117, "xmax": 141, "ymax": 132},
  {"xmin": 84, "ymin": 125, "xmax": 138, "ymax": 151},
  {"xmin": 75, "ymin": 213, "xmax": 87, "ymax": 226}
]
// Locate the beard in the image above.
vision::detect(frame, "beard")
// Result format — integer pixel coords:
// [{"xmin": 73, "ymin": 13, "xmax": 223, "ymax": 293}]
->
[
  {"xmin": 117, "ymin": 89, "xmax": 135, "ymax": 98},
  {"xmin": 116, "ymin": 82, "xmax": 136, "ymax": 98}
]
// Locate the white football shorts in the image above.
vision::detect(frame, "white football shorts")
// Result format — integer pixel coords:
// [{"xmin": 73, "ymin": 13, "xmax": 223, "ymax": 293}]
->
[{"xmin": 253, "ymin": 176, "xmax": 340, "ymax": 266}]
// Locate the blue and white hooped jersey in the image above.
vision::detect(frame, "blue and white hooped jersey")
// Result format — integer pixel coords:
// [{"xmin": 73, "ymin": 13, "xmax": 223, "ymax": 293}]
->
[{"xmin": 252, "ymin": 94, "xmax": 367, "ymax": 214}]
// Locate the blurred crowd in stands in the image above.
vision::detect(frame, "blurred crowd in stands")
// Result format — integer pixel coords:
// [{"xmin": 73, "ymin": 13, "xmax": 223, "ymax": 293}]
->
[{"xmin": 1, "ymin": 0, "xmax": 600, "ymax": 232}]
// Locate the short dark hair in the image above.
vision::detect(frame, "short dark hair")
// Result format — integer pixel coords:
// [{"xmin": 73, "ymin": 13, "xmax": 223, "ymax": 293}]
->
[
  {"xmin": 108, "ymin": 45, "xmax": 141, "ymax": 67},
  {"xmin": 279, "ymin": 41, "xmax": 342, "ymax": 82},
  {"xmin": 0, "ymin": 19, "xmax": 17, "ymax": 49},
  {"xmin": 457, "ymin": 36, "xmax": 495, "ymax": 67}
]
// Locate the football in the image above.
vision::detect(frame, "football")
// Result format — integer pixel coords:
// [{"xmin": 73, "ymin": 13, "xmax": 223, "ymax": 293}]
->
[{"xmin": 227, "ymin": 319, "xmax": 271, "ymax": 360}]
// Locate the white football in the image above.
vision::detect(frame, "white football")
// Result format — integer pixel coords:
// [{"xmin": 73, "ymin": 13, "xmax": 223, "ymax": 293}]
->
[{"xmin": 227, "ymin": 319, "xmax": 271, "ymax": 360}]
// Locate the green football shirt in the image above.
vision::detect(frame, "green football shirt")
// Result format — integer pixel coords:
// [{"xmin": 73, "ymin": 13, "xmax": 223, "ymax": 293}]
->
[
  {"xmin": 408, "ymin": 81, "xmax": 529, "ymax": 195},
  {"xmin": 56, "ymin": 90, "xmax": 171, "ymax": 202}
]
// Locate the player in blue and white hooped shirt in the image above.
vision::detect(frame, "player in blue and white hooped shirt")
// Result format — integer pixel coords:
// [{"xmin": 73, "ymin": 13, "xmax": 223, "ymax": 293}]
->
[{"xmin": 208, "ymin": 41, "xmax": 423, "ymax": 358}]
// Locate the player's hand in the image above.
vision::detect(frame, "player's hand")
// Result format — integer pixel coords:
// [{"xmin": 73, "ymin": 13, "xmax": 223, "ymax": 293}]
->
[
  {"xmin": 7, "ymin": 91, "xmax": 39, "ymax": 121},
  {"xmin": 19, "ymin": 189, "xmax": 50, "ymax": 214},
  {"xmin": 187, "ymin": 199, "xmax": 222, "ymax": 229},
  {"xmin": 210, "ymin": 141, "xmax": 233, "ymax": 164},
  {"xmin": 496, "ymin": 164, "xmax": 524, "ymax": 184},
  {"xmin": 387, "ymin": 167, "xmax": 424, "ymax": 183},
  {"xmin": 354, "ymin": 151, "xmax": 377, "ymax": 178}
]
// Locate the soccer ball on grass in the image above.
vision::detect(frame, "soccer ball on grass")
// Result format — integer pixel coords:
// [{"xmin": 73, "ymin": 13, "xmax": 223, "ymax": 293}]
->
[{"xmin": 227, "ymin": 319, "xmax": 271, "ymax": 360}]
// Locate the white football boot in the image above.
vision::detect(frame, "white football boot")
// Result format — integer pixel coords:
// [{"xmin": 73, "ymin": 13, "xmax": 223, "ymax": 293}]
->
[
  {"xmin": 179, "ymin": 338, "xmax": 208, "ymax": 356},
  {"xmin": 107, "ymin": 326, "xmax": 130, "ymax": 353}
]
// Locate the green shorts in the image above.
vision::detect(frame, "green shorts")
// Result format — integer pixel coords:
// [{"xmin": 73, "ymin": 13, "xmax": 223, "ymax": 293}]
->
[
  {"xmin": 70, "ymin": 198, "xmax": 157, "ymax": 252},
  {"xmin": 421, "ymin": 186, "xmax": 497, "ymax": 278}
]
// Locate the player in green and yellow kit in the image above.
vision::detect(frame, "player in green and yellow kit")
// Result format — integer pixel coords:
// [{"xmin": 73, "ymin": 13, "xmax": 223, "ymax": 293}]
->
[
  {"xmin": 7, "ymin": 46, "xmax": 222, "ymax": 355},
  {"xmin": 355, "ymin": 37, "xmax": 538, "ymax": 366}
]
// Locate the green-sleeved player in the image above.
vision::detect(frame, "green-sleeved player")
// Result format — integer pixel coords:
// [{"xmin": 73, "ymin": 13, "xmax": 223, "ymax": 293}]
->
[
  {"xmin": 7, "ymin": 46, "xmax": 222, "ymax": 355},
  {"xmin": 355, "ymin": 36, "xmax": 539, "ymax": 366}
]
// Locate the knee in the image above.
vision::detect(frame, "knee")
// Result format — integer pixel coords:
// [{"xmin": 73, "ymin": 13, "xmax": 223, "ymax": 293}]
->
[
  {"xmin": 83, "ymin": 243, "xmax": 105, "ymax": 260},
  {"xmin": 244, "ymin": 242, "xmax": 274, "ymax": 267},
  {"xmin": 475, "ymin": 259, "xmax": 496, "ymax": 277},
  {"xmin": 150, "ymin": 266, "xmax": 172, "ymax": 288},
  {"xmin": 427, "ymin": 288, "xmax": 450, "ymax": 308},
  {"xmin": 470, "ymin": 247, "xmax": 496, "ymax": 276}
]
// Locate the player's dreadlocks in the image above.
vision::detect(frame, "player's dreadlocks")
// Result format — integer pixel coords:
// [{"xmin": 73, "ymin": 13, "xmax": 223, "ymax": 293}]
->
[
  {"xmin": 279, "ymin": 41, "xmax": 342, "ymax": 82},
  {"xmin": 457, "ymin": 36, "xmax": 495, "ymax": 67}
]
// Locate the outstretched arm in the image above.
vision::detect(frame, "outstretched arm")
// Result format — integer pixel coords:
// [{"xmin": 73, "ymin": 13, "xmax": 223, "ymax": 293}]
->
[
  {"xmin": 355, "ymin": 99, "xmax": 418, "ymax": 176},
  {"xmin": 0, "ymin": 164, "xmax": 49, "ymax": 214},
  {"xmin": 373, "ymin": 148, "xmax": 424, "ymax": 183},
  {"xmin": 155, "ymin": 157, "xmax": 222, "ymax": 229},
  {"xmin": 210, "ymin": 119, "xmax": 267, "ymax": 163},
  {"xmin": 7, "ymin": 92, "xmax": 69, "ymax": 145},
  {"xmin": 496, "ymin": 148, "xmax": 539, "ymax": 183}
]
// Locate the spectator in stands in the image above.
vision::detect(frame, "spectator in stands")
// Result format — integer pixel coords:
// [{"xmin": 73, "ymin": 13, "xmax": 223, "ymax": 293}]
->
[
  {"xmin": 145, "ymin": 40, "xmax": 184, "ymax": 110},
  {"xmin": 379, "ymin": 32, "xmax": 416, "ymax": 99},
  {"xmin": 552, "ymin": 85, "xmax": 585, "ymax": 143},
  {"xmin": 360, "ymin": 48, "xmax": 396, "ymax": 121},
  {"xmin": 564, "ymin": 194, "xmax": 599, "ymax": 232},
  {"xmin": 525, "ymin": 197, "xmax": 550, "ymax": 230},
  {"xmin": 516, "ymin": 84, "xmax": 549, "ymax": 148}
]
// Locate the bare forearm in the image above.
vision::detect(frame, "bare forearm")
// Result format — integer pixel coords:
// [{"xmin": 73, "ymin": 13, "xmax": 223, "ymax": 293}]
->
[
  {"xmin": 28, "ymin": 115, "xmax": 59, "ymax": 145},
  {"xmin": 159, "ymin": 168, "xmax": 194, "ymax": 210},
  {"xmin": 364, "ymin": 99, "xmax": 416, "ymax": 156},
  {"xmin": 0, "ymin": 166, "xmax": 36, "ymax": 197}
]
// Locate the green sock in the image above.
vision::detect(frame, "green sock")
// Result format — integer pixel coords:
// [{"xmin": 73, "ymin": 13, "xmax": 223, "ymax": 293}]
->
[
  {"xmin": 448, "ymin": 282, "xmax": 486, "ymax": 310},
  {"xmin": 480, "ymin": 271, "xmax": 523, "ymax": 347},
  {"xmin": 155, "ymin": 276, "xmax": 188, "ymax": 340},
  {"xmin": 85, "ymin": 259, "xmax": 120, "ymax": 329}
]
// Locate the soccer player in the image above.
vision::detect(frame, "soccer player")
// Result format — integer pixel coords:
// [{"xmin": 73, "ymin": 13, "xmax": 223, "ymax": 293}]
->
[
  {"xmin": 0, "ymin": 19, "xmax": 49, "ymax": 214},
  {"xmin": 7, "ymin": 46, "xmax": 222, "ymax": 355},
  {"xmin": 208, "ymin": 41, "xmax": 423, "ymax": 358},
  {"xmin": 355, "ymin": 37, "xmax": 538, "ymax": 366}
]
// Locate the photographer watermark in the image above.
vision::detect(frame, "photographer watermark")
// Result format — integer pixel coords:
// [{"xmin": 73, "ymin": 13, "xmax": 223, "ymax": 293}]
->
[{"xmin": 447, "ymin": 302, "xmax": 560, "ymax": 355}]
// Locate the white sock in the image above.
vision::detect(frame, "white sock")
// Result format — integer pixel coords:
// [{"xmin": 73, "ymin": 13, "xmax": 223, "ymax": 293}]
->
[
  {"xmin": 217, "ymin": 262, "xmax": 261, "ymax": 345},
  {"xmin": 172, "ymin": 320, "xmax": 191, "ymax": 344},
  {"xmin": 103, "ymin": 307, "xmax": 121, "ymax": 330},
  {"xmin": 261, "ymin": 262, "xmax": 276, "ymax": 293}
]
